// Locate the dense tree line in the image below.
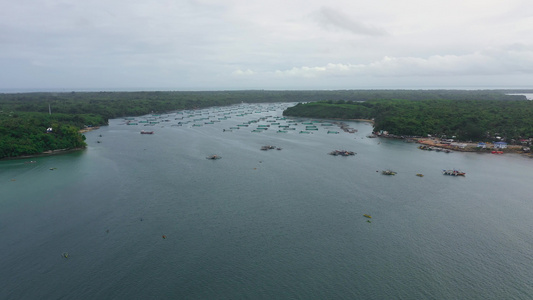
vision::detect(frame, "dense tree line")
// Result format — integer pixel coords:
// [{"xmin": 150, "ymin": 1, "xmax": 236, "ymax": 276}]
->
[
  {"xmin": 0, "ymin": 90, "xmax": 525, "ymax": 120},
  {"xmin": 0, "ymin": 90, "xmax": 530, "ymax": 158},
  {"xmin": 283, "ymin": 98, "xmax": 533, "ymax": 141},
  {"xmin": 0, "ymin": 112, "xmax": 92, "ymax": 158}
]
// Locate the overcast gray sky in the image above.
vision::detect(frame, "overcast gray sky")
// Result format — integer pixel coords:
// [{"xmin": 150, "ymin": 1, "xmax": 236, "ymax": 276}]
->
[{"xmin": 2, "ymin": 0, "xmax": 533, "ymax": 91}]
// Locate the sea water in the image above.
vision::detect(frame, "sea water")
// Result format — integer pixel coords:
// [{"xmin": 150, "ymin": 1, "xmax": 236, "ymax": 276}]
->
[{"xmin": 1, "ymin": 103, "xmax": 532, "ymax": 299}]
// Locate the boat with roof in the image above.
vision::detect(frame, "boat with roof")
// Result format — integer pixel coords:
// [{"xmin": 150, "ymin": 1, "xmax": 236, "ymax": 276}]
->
[{"xmin": 442, "ymin": 169, "xmax": 465, "ymax": 176}]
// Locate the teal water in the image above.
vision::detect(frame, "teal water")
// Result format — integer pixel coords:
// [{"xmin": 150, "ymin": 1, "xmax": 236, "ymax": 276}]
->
[{"xmin": 1, "ymin": 103, "xmax": 533, "ymax": 299}]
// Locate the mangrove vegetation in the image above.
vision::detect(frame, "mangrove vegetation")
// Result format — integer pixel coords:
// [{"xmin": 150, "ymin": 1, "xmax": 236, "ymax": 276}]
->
[
  {"xmin": 283, "ymin": 97, "xmax": 533, "ymax": 141},
  {"xmin": 0, "ymin": 89, "xmax": 531, "ymax": 159}
]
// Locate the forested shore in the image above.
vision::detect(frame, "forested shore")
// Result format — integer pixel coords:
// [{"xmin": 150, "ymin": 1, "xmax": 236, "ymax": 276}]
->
[
  {"xmin": 1, "ymin": 89, "xmax": 531, "ymax": 159},
  {"xmin": 283, "ymin": 95, "xmax": 533, "ymax": 143}
]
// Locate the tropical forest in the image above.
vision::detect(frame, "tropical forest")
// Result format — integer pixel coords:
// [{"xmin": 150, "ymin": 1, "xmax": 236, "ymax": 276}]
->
[{"xmin": 1, "ymin": 89, "xmax": 532, "ymax": 159}]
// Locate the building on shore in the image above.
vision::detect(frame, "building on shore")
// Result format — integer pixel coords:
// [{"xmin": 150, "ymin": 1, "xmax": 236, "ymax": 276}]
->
[{"xmin": 494, "ymin": 142, "xmax": 508, "ymax": 149}]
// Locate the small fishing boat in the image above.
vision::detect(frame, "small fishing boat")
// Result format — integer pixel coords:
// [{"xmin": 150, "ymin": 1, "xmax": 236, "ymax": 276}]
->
[
  {"xmin": 206, "ymin": 155, "xmax": 222, "ymax": 160},
  {"xmin": 329, "ymin": 150, "xmax": 355, "ymax": 156},
  {"xmin": 442, "ymin": 169, "xmax": 465, "ymax": 176},
  {"xmin": 363, "ymin": 214, "xmax": 372, "ymax": 218},
  {"xmin": 416, "ymin": 173, "xmax": 424, "ymax": 177},
  {"xmin": 382, "ymin": 170, "xmax": 397, "ymax": 175},
  {"xmin": 140, "ymin": 130, "xmax": 154, "ymax": 134}
]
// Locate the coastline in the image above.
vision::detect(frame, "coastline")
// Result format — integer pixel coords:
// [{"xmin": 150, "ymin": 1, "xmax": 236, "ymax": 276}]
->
[
  {"xmin": 353, "ymin": 118, "xmax": 375, "ymax": 124},
  {"xmin": 415, "ymin": 138, "xmax": 531, "ymax": 156},
  {"xmin": 1, "ymin": 126, "xmax": 100, "ymax": 161},
  {"xmin": 0, "ymin": 147, "xmax": 87, "ymax": 161},
  {"xmin": 79, "ymin": 126, "xmax": 101, "ymax": 133}
]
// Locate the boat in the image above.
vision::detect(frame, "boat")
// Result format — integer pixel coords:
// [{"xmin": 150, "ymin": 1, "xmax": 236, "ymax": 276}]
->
[
  {"xmin": 140, "ymin": 130, "xmax": 154, "ymax": 134},
  {"xmin": 329, "ymin": 150, "xmax": 355, "ymax": 156},
  {"xmin": 206, "ymin": 155, "xmax": 222, "ymax": 160},
  {"xmin": 260, "ymin": 145, "xmax": 278, "ymax": 151},
  {"xmin": 416, "ymin": 173, "xmax": 424, "ymax": 177},
  {"xmin": 382, "ymin": 170, "xmax": 397, "ymax": 175},
  {"xmin": 442, "ymin": 169, "xmax": 465, "ymax": 176},
  {"xmin": 363, "ymin": 214, "xmax": 372, "ymax": 218}
]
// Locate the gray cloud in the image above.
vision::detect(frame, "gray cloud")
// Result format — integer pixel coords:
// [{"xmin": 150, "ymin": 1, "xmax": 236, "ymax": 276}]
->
[
  {"xmin": 1, "ymin": 0, "xmax": 532, "ymax": 91},
  {"xmin": 315, "ymin": 6, "xmax": 388, "ymax": 36}
]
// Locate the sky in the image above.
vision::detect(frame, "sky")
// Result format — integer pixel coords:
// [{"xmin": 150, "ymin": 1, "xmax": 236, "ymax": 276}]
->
[{"xmin": 2, "ymin": 0, "xmax": 533, "ymax": 91}]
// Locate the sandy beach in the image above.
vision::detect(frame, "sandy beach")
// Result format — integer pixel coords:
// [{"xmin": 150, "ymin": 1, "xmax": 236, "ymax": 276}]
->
[{"xmin": 416, "ymin": 138, "xmax": 527, "ymax": 154}]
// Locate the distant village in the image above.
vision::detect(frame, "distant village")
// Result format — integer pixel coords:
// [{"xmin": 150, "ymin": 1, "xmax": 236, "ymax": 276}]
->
[{"xmin": 372, "ymin": 131, "xmax": 532, "ymax": 155}]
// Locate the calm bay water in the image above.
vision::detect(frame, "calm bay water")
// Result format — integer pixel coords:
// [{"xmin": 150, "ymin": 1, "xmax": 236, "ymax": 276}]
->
[{"xmin": 1, "ymin": 103, "xmax": 533, "ymax": 299}]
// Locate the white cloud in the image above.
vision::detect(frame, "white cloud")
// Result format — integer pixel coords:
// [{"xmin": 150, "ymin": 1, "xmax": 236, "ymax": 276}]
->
[
  {"xmin": 273, "ymin": 46, "xmax": 533, "ymax": 79},
  {"xmin": 233, "ymin": 69, "xmax": 255, "ymax": 76}
]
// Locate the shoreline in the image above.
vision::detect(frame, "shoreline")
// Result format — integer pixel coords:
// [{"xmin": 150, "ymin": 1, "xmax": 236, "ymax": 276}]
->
[
  {"xmin": 1, "ymin": 126, "xmax": 100, "ymax": 161},
  {"xmin": 414, "ymin": 138, "xmax": 531, "ymax": 156},
  {"xmin": 79, "ymin": 126, "xmax": 101, "ymax": 133},
  {"xmin": 0, "ymin": 147, "xmax": 87, "ymax": 161}
]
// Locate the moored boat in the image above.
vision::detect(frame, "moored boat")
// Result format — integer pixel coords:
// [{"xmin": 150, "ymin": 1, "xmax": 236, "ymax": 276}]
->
[
  {"xmin": 140, "ymin": 130, "xmax": 154, "ymax": 134},
  {"xmin": 382, "ymin": 170, "xmax": 397, "ymax": 175},
  {"xmin": 442, "ymin": 169, "xmax": 465, "ymax": 176},
  {"xmin": 329, "ymin": 150, "xmax": 355, "ymax": 156}
]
